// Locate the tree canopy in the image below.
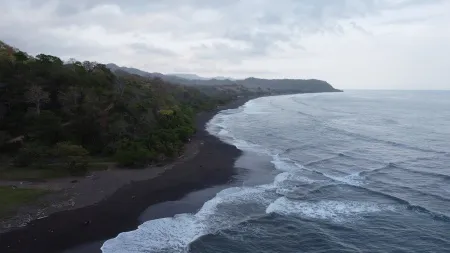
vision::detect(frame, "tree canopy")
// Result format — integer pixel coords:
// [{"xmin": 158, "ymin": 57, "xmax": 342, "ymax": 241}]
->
[{"xmin": 0, "ymin": 41, "xmax": 249, "ymax": 170}]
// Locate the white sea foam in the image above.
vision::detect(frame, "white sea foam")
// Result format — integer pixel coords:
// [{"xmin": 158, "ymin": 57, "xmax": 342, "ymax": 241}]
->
[
  {"xmin": 101, "ymin": 214, "xmax": 202, "ymax": 253},
  {"xmin": 271, "ymin": 155, "xmax": 305, "ymax": 172},
  {"xmin": 266, "ymin": 197, "xmax": 396, "ymax": 222},
  {"xmin": 206, "ymin": 115, "xmax": 228, "ymax": 136},
  {"xmin": 218, "ymin": 129, "xmax": 229, "ymax": 136},
  {"xmin": 324, "ymin": 173, "xmax": 365, "ymax": 186},
  {"xmin": 273, "ymin": 172, "xmax": 327, "ymax": 197},
  {"xmin": 207, "ymin": 110, "xmax": 274, "ymax": 155},
  {"xmin": 102, "ymin": 186, "xmax": 272, "ymax": 253},
  {"xmin": 103, "ymin": 92, "xmax": 450, "ymax": 252},
  {"xmin": 103, "ymin": 96, "xmax": 368, "ymax": 252},
  {"xmin": 274, "ymin": 172, "xmax": 318, "ymax": 186},
  {"xmin": 241, "ymin": 100, "xmax": 270, "ymax": 114}
]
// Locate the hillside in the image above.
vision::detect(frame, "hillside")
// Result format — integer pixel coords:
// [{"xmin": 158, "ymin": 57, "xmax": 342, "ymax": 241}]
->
[
  {"xmin": 167, "ymin": 73, "xmax": 208, "ymax": 80},
  {"xmin": 0, "ymin": 41, "xmax": 340, "ymax": 178},
  {"xmin": 238, "ymin": 77, "xmax": 341, "ymax": 93},
  {"xmin": 167, "ymin": 74, "xmax": 235, "ymax": 81},
  {"xmin": 0, "ymin": 42, "xmax": 255, "ymax": 176},
  {"xmin": 107, "ymin": 64, "xmax": 341, "ymax": 93}
]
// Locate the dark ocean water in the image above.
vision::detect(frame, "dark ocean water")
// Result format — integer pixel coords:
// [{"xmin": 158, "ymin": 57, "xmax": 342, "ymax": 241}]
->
[{"xmin": 102, "ymin": 90, "xmax": 450, "ymax": 253}]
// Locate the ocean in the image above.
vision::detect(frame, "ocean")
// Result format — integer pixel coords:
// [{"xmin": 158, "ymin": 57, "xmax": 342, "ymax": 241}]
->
[{"xmin": 101, "ymin": 90, "xmax": 450, "ymax": 253}]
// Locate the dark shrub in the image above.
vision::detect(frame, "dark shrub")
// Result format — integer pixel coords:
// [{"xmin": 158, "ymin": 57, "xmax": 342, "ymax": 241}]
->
[
  {"xmin": 115, "ymin": 139, "xmax": 156, "ymax": 167},
  {"xmin": 13, "ymin": 143, "xmax": 52, "ymax": 167},
  {"xmin": 65, "ymin": 158, "xmax": 89, "ymax": 176},
  {"xmin": 52, "ymin": 142, "xmax": 89, "ymax": 157},
  {"xmin": 53, "ymin": 142, "xmax": 89, "ymax": 175}
]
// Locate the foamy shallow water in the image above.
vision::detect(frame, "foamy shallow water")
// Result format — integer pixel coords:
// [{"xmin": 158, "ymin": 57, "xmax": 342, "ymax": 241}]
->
[{"xmin": 103, "ymin": 91, "xmax": 450, "ymax": 253}]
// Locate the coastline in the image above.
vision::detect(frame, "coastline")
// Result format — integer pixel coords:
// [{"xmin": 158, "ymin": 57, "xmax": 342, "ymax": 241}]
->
[{"xmin": 0, "ymin": 97, "xmax": 253, "ymax": 253}]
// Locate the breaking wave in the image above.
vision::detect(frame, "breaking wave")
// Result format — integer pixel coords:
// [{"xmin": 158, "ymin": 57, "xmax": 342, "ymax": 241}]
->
[{"xmin": 102, "ymin": 91, "xmax": 450, "ymax": 253}]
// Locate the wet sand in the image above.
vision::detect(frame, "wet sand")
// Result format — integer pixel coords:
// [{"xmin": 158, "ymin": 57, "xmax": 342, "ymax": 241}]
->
[{"xmin": 0, "ymin": 98, "xmax": 252, "ymax": 253}]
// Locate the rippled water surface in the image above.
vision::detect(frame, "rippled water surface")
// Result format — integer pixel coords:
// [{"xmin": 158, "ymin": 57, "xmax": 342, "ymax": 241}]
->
[{"xmin": 102, "ymin": 90, "xmax": 450, "ymax": 253}]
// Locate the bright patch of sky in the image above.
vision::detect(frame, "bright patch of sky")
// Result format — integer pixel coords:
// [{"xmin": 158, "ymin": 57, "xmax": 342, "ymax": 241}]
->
[{"xmin": 1, "ymin": 0, "xmax": 449, "ymax": 89}]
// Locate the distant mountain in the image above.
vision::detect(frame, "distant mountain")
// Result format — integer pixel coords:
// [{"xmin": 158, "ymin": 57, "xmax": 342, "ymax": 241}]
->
[
  {"xmin": 167, "ymin": 73, "xmax": 208, "ymax": 80},
  {"xmin": 106, "ymin": 64, "xmax": 164, "ymax": 78},
  {"xmin": 237, "ymin": 77, "xmax": 341, "ymax": 93},
  {"xmin": 168, "ymin": 73, "xmax": 235, "ymax": 81},
  {"xmin": 107, "ymin": 64, "xmax": 236, "ymax": 85},
  {"xmin": 212, "ymin": 76, "xmax": 236, "ymax": 81},
  {"xmin": 106, "ymin": 64, "xmax": 341, "ymax": 94},
  {"xmin": 106, "ymin": 64, "xmax": 193, "ymax": 85}
]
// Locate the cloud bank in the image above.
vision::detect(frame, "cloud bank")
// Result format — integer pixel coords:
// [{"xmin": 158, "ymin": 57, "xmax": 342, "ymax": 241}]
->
[{"xmin": 1, "ymin": 0, "xmax": 449, "ymax": 89}]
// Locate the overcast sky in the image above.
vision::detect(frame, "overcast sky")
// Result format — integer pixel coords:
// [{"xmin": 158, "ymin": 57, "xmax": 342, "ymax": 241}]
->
[{"xmin": 1, "ymin": 0, "xmax": 449, "ymax": 90}]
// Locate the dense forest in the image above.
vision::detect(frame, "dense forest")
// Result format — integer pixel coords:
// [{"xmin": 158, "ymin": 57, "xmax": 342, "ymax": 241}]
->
[
  {"xmin": 0, "ymin": 41, "xmax": 254, "ymax": 175},
  {"xmin": 0, "ymin": 41, "xmax": 340, "ymax": 177},
  {"xmin": 107, "ymin": 63, "xmax": 341, "ymax": 93}
]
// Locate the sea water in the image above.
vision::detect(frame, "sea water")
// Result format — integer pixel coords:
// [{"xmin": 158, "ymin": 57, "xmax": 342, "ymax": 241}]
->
[{"xmin": 102, "ymin": 90, "xmax": 450, "ymax": 253}]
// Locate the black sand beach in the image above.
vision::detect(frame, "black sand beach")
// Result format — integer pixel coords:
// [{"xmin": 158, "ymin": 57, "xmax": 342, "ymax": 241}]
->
[{"xmin": 0, "ymin": 98, "xmax": 252, "ymax": 253}]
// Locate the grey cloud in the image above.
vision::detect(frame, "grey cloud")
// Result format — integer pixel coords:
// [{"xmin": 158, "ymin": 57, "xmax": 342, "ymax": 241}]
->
[
  {"xmin": 0, "ymin": 0, "xmax": 447, "ymax": 84},
  {"xmin": 172, "ymin": 65, "xmax": 279, "ymax": 78},
  {"xmin": 129, "ymin": 43, "xmax": 178, "ymax": 57},
  {"xmin": 192, "ymin": 42, "xmax": 246, "ymax": 64},
  {"xmin": 52, "ymin": 0, "xmax": 240, "ymax": 16},
  {"xmin": 387, "ymin": 0, "xmax": 444, "ymax": 9},
  {"xmin": 223, "ymin": 29, "xmax": 290, "ymax": 55},
  {"xmin": 378, "ymin": 15, "xmax": 436, "ymax": 26},
  {"xmin": 53, "ymin": 0, "xmax": 149, "ymax": 15},
  {"xmin": 54, "ymin": 2, "xmax": 83, "ymax": 16},
  {"xmin": 257, "ymin": 13, "xmax": 283, "ymax": 25},
  {"xmin": 349, "ymin": 22, "xmax": 372, "ymax": 36}
]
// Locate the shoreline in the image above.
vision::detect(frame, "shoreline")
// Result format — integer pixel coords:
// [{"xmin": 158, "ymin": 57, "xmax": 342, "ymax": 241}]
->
[{"xmin": 0, "ymin": 97, "xmax": 253, "ymax": 253}]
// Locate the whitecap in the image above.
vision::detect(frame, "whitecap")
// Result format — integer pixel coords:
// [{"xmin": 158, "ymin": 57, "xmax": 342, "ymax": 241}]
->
[
  {"xmin": 324, "ymin": 172, "xmax": 365, "ymax": 186},
  {"xmin": 102, "ymin": 186, "xmax": 273, "ymax": 253},
  {"xmin": 271, "ymin": 155, "xmax": 305, "ymax": 172},
  {"xmin": 101, "ymin": 214, "xmax": 202, "ymax": 253},
  {"xmin": 218, "ymin": 129, "xmax": 229, "ymax": 136},
  {"xmin": 266, "ymin": 197, "xmax": 396, "ymax": 222},
  {"xmin": 274, "ymin": 172, "xmax": 319, "ymax": 186}
]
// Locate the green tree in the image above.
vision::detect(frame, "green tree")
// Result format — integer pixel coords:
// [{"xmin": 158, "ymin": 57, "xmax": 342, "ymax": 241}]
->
[{"xmin": 25, "ymin": 85, "xmax": 49, "ymax": 115}]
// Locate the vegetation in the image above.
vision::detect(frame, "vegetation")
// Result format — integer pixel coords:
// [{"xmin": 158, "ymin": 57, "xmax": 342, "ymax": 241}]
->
[
  {"xmin": 0, "ymin": 186, "xmax": 49, "ymax": 218},
  {"xmin": 107, "ymin": 63, "xmax": 341, "ymax": 93},
  {"xmin": 0, "ymin": 41, "xmax": 249, "ymax": 177}
]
